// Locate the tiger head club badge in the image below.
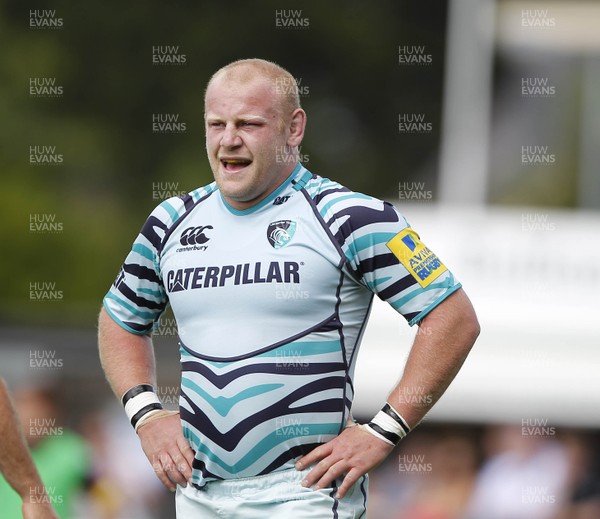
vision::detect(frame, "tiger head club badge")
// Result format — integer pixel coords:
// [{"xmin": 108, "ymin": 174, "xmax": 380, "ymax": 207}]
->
[{"xmin": 267, "ymin": 220, "xmax": 296, "ymax": 249}]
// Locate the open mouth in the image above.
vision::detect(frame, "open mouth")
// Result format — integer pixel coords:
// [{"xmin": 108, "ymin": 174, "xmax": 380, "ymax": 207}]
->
[{"xmin": 220, "ymin": 158, "xmax": 252, "ymax": 172}]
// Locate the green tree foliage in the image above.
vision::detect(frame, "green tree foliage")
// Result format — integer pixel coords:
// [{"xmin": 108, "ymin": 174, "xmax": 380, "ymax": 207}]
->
[{"xmin": 0, "ymin": 1, "xmax": 447, "ymax": 326}]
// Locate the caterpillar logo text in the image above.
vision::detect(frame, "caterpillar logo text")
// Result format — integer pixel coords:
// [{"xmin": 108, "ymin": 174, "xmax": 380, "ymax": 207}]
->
[
  {"xmin": 273, "ymin": 196, "xmax": 291, "ymax": 205},
  {"xmin": 167, "ymin": 261, "xmax": 300, "ymax": 292}
]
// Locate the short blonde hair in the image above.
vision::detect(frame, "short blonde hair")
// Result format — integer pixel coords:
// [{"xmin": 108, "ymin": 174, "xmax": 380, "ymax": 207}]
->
[{"xmin": 205, "ymin": 58, "xmax": 301, "ymax": 117}]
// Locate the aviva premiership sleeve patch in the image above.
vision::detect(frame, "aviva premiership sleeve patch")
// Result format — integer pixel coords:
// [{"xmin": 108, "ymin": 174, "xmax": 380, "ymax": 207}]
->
[{"xmin": 386, "ymin": 228, "xmax": 447, "ymax": 288}]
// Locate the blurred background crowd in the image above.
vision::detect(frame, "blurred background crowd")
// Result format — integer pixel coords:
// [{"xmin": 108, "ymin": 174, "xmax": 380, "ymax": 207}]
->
[
  {"xmin": 1, "ymin": 0, "xmax": 599, "ymax": 517},
  {"xmin": 1, "ymin": 376, "xmax": 599, "ymax": 518}
]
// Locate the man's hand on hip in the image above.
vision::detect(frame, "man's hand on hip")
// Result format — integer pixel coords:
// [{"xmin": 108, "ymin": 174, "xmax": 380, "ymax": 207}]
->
[
  {"xmin": 295, "ymin": 424, "xmax": 393, "ymax": 499},
  {"xmin": 137, "ymin": 412, "xmax": 195, "ymax": 492}
]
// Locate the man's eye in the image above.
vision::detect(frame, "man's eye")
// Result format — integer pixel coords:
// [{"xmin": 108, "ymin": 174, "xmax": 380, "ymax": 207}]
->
[{"xmin": 208, "ymin": 122, "xmax": 224, "ymax": 128}]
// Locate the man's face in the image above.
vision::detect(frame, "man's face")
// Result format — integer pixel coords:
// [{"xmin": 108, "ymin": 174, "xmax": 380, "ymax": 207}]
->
[{"xmin": 205, "ymin": 75, "xmax": 295, "ymax": 210}]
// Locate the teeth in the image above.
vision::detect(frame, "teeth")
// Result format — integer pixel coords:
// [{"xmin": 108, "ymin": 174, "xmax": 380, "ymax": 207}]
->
[{"xmin": 223, "ymin": 159, "xmax": 249, "ymax": 164}]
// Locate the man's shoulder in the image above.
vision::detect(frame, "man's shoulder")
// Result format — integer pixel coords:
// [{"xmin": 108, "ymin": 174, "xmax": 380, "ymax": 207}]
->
[
  {"xmin": 302, "ymin": 172, "xmax": 393, "ymax": 221},
  {"xmin": 146, "ymin": 181, "xmax": 218, "ymax": 227},
  {"xmin": 135, "ymin": 182, "xmax": 217, "ymax": 252}
]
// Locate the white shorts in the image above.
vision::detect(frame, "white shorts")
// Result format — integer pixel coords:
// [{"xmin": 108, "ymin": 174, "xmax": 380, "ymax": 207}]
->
[{"xmin": 175, "ymin": 466, "xmax": 368, "ymax": 518}]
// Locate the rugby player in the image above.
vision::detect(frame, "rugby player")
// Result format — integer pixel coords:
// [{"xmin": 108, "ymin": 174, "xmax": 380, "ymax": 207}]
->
[{"xmin": 98, "ymin": 58, "xmax": 480, "ymax": 517}]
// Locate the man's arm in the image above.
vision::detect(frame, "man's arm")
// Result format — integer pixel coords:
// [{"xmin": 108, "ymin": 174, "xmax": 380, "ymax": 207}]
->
[
  {"xmin": 0, "ymin": 378, "xmax": 58, "ymax": 519},
  {"xmin": 296, "ymin": 288, "xmax": 480, "ymax": 498},
  {"xmin": 98, "ymin": 307, "xmax": 195, "ymax": 491}
]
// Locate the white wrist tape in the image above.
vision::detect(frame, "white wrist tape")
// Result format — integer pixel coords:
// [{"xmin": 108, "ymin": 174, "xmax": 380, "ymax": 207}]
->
[
  {"xmin": 121, "ymin": 384, "xmax": 163, "ymax": 429},
  {"xmin": 133, "ymin": 408, "xmax": 164, "ymax": 432},
  {"xmin": 362, "ymin": 424, "xmax": 396, "ymax": 446},
  {"xmin": 364, "ymin": 403, "xmax": 411, "ymax": 446}
]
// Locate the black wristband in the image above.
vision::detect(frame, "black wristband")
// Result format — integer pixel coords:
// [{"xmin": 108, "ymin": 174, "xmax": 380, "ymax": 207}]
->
[
  {"xmin": 130, "ymin": 403, "xmax": 163, "ymax": 428},
  {"xmin": 382, "ymin": 403, "xmax": 410, "ymax": 436},
  {"xmin": 366, "ymin": 422, "xmax": 401, "ymax": 445},
  {"xmin": 121, "ymin": 384, "xmax": 155, "ymax": 406}
]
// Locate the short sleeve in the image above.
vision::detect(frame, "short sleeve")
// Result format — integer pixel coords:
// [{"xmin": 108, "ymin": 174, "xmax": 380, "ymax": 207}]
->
[
  {"xmin": 332, "ymin": 199, "xmax": 461, "ymax": 326},
  {"xmin": 103, "ymin": 201, "xmax": 176, "ymax": 334}
]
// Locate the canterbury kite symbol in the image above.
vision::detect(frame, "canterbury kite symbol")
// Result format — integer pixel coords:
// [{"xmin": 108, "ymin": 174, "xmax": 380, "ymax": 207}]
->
[{"xmin": 180, "ymin": 225, "xmax": 213, "ymax": 246}]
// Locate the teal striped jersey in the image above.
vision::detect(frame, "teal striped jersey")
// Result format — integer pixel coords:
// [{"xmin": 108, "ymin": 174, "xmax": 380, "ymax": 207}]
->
[{"xmin": 103, "ymin": 163, "xmax": 460, "ymax": 487}]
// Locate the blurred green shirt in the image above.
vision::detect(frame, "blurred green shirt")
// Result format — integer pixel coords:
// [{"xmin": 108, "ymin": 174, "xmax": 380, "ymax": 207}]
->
[{"xmin": 0, "ymin": 431, "xmax": 90, "ymax": 519}]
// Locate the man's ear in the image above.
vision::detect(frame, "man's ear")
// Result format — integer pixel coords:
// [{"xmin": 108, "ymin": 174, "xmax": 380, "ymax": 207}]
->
[{"xmin": 287, "ymin": 108, "xmax": 307, "ymax": 148}]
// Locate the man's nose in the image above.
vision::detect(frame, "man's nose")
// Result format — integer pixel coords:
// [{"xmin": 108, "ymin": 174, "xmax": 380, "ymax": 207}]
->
[{"xmin": 221, "ymin": 124, "xmax": 242, "ymax": 148}]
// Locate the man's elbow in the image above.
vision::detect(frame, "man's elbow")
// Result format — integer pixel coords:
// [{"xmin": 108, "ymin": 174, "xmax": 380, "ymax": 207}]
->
[
  {"xmin": 451, "ymin": 289, "xmax": 481, "ymax": 348},
  {"xmin": 466, "ymin": 313, "xmax": 481, "ymax": 345},
  {"xmin": 460, "ymin": 302, "xmax": 481, "ymax": 350}
]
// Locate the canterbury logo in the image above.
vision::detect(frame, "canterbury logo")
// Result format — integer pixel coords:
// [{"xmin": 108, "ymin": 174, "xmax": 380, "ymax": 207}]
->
[{"xmin": 180, "ymin": 225, "xmax": 213, "ymax": 246}]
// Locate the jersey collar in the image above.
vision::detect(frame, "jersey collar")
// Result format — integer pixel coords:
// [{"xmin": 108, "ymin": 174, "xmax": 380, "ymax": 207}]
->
[{"xmin": 220, "ymin": 163, "xmax": 306, "ymax": 216}]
